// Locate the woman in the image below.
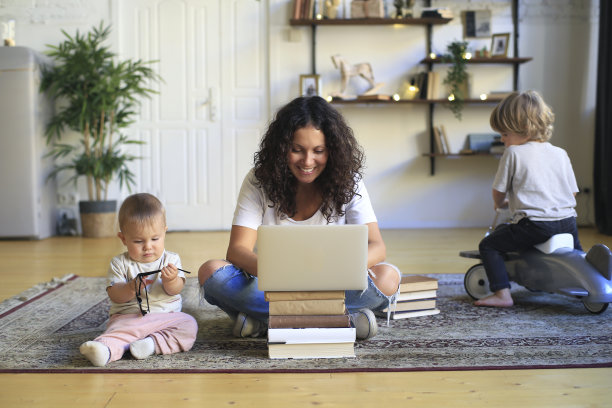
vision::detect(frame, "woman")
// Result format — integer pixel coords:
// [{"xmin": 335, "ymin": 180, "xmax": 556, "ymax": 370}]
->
[{"xmin": 198, "ymin": 96, "xmax": 401, "ymax": 340}]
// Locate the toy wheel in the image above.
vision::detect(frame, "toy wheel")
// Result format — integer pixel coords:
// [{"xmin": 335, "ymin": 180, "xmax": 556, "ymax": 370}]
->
[
  {"xmin": 464, "ymin": 264, "xmax": 492, "ymax": 300},
  {"xmin": 582, "ymin": 301, "xmax": 609, "ymax": 314}
]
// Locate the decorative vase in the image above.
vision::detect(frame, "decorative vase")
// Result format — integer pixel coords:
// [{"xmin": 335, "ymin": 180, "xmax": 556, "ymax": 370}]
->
[{"xmin": 79, "ymin": 200, "xmax": 117, "ymax": 238}]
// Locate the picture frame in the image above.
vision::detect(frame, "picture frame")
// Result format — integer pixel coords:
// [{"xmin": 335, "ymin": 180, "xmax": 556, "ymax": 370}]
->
[
  {"xmin": 463, "ymin": 10, "xmax": 491, "ymax": 38},
  {"xmin": 490, "ymin": 33, "xmax": 510, "ymax": 57},
  {"xmin": 300, "ymin": 74, "xmax": 321, "ymax": 97}
]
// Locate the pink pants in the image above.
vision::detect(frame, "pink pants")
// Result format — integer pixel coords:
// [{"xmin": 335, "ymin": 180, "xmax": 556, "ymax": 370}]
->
[{"xmin": 95, "ymin": 312, "xmax": 198, "ymax": 362}]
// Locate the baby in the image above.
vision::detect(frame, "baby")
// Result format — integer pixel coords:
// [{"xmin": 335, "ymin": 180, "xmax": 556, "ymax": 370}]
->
[{"xmin": 80, "ymin": 193, "xmax": 197, "ymax": 366}]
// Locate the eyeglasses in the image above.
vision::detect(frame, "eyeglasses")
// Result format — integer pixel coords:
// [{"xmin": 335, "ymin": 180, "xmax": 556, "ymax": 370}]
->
[{"xmin": 134, "ymin": 266, "xmax": 191, "ymax": 316}]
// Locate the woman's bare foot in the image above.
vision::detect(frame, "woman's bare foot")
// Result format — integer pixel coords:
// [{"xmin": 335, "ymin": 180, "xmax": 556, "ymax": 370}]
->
[{"xmin": 474, "ymin": 288, "xmax": 514, "ymax": 307}]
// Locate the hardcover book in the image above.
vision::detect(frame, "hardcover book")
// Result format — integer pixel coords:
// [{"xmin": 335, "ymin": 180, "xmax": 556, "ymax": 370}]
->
[
  {"xmin": 268, "ymin": 298, "xmax": 346, "ymax": 315},
  {"xmin": 268, "ymin": 327, "xmax": 356, "ymax": 344},
  {"xmin": 268, "ymin": 342, "xmax": 356, "ymax": 359},
  {"xmin": 399, "ymin": 275, "xmax": 438, "ymax": 292},
  {"xmin": 264, "ymin": 290, "xmax": 345, "ymax": 302},
  {"xmin": 268, "ymin": 314, "xmax": 351, "ymax": 329}
]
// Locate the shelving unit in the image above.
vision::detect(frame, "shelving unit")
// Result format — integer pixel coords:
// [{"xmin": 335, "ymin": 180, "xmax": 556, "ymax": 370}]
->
[{"xmin": 289, "ymin": 1, "xmax": 530, "ymax": 175}]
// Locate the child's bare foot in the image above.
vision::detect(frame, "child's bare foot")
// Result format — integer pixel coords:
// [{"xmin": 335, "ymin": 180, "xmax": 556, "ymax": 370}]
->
[{"xmin": 474, "ymin": 289, "xmax": 513, "ymax": 307}]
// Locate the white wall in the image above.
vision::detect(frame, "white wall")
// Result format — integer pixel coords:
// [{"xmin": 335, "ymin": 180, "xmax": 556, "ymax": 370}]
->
[
  {"xmin": 1, "ymin": 0, "xmax": 600, "ymax": 229},
  {"xmin": 270, "ymin": 0, "xmax": 600, "ymax": 228}
]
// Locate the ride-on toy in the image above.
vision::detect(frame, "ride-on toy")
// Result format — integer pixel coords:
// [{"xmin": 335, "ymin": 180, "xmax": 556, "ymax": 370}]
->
[{"xmin": 461, "ymin": 231, "xmax": 612, "ymax": 314}]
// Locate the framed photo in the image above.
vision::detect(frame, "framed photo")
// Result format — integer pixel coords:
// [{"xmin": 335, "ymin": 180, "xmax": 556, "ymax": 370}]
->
[
  {"xmin": 491, "ymin": 33, "xmax": 510, "ymax": 57},
  {"xmin": 463, "ymin": 10, "xmax": 491, "ymax": 38},
  {"xmin": 300, "ymin": 74, "xmax": 321, "ymax": 97}
]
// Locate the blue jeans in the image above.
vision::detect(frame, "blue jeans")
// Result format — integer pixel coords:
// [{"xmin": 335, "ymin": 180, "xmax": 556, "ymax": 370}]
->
[
  {"xmin": 201, "ymin": 264, "xmax": 400, "ymax": 323},
  {"xmin": 478, "ymin": 216, "xmax": 582, "ymax": 292}
]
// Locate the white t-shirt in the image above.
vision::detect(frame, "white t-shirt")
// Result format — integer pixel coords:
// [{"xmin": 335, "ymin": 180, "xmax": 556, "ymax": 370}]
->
[
  {"xmin": 493, "ymin": 141, "xmax": 578, "ymax": 222},
  {"xmin": 107, "ymin": 250, "xmax": 185, "ymax": 315},
  {"xmin": 232, "ymin": 169, "xmax": 377, "ymax": 229}
]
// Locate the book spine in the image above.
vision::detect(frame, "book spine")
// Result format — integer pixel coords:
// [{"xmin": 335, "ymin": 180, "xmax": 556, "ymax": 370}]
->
[
  {"xmin": 268, "ymin": 327, "xmax": 356, "ymax": 344},
  {"xmin": 264, "ymin": 290, "xmax": 345, "ymax": 302},
  {"xmin": 269, "ymin": 314, "xmax": 351, "ymax": 328},
  {"xmin": 268, "ymin": 299, "xmax": 346, "ymax": 315},
  {"xmin": 390, "ymin": 308, "xmax": 441, "ymax": 320},
  {"xmin": 383, "ymin": 298, "xmax": 436, "ymax": 313}
]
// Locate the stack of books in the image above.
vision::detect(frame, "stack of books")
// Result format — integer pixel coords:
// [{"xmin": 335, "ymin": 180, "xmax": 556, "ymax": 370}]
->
[
  {"xmin": 265, "ymin": 290, "xmax": 356, "ymax": 359},
  {"xmin": 380, "ymin": 275, "xmax": 439, "ymax": 320},
  {"xmin": 420, "ymin": 7, "xmax": 454, "ymax": 19}
]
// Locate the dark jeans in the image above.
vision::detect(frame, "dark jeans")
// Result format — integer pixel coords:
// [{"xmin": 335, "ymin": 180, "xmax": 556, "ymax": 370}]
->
[{"xmin": 478, "ymin": 217, "xmax": 582, "ymax": 292}]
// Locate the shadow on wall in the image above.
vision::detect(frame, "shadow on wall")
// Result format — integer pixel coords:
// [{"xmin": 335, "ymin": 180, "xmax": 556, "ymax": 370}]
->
[{"xmin": 366, "ymin": 153, "xmax": 499, "ymax": 229}]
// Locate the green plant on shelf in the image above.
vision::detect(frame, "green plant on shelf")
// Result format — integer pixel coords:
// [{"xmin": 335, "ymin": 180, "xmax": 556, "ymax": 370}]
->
[{"xmin": 441, "ymin": 40, "xmax": 469, "ymax": 120}]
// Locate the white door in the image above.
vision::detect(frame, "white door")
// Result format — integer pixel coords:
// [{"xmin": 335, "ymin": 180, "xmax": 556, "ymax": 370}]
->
[{"xmin": 115, "ymin": 0, "xmax": 267, "ymax": 230}]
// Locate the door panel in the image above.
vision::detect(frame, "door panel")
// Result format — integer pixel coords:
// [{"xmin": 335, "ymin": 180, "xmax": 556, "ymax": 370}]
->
[{"xmin": 117, "ymin": 0, "xmax": 267, "ymax": 230}]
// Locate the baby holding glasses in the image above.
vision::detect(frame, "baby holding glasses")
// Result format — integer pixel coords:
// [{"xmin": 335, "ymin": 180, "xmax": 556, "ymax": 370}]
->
[{"xmin": 80, "ymin": 193, "xmax": 198, "ymax": 367}]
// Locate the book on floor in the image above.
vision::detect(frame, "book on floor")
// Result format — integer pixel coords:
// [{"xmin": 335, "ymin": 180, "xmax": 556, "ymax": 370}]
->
[
  {"xmin": 268, "ymin": 342, "xmax": 356, "ymax": 359},
  {"xmin": 386, "ymin": 308, "xmax": 441, "ymax": 320},
  {"xmin": 268, "ymin": 314, "xmax": 351, "ymax": 329},
  {"xmin": 383, "ymin": 298, "xmax": 437, "ymax": 313},
  {"xmin": 395, "ymin": 289, "xmax": 437, "ymax": 302},
  {"xmin": 399, "ymin": 275, "xmax": 438, "ymax": 292},
  {"xmin": 268, "ymin": 327, "xmax": 356, "ymax": 344},
  {"xmin": 268, "ymin": 298, "xmax": 346, "ymax": 315}
]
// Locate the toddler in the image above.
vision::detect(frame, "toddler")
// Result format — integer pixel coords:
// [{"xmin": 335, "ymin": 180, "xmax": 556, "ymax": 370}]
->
[
  {"xmin": 80, "ymin": 193, "xmax": 197, "ymax": 366},
  {"xmin": 476, "ymin": 90, "xmax": 582, "ymax": 308}
]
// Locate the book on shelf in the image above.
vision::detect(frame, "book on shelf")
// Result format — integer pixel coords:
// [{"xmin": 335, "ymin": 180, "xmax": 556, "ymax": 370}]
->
[
  {"xmin": 433, "ymin": 126, "xmax": 445, "ymax": 154},
  {"xmin": 421, "ymin": 8, "xmax": 454, "ymax": 19},
  {"xmin": 356, "ymin": 94, "xmax": 391, "ymax": 101},
  {"xmin": 269, "ymin": 314, "xmax": 351, "ymax": 329},
  {"xmin": 268, "ymin": 298, "xmax": 346, "ymax": 315},
  {"xmin": 399, "ymin": 275, "xmax": 438, "ymax": 292},
  {"xmin": 268, "ymin": 342, "xmax": 356, "ymax": 359},
  {"xmin": 387, "ymin": 308, "xmax": 441, "ymax": 320},
  {"xmin": 268, "ymin": 327, "xmax": 356, "ymax": 344},
  {"xmin": 383, "ymin": 298, "xmax": 436, "ymax": 313},
  {"xmin": 467, "ymin": 133, "xmax": 498, "ymax": 153},
  {"xmin": 426, "ymin": 71, "xmax": 439, "ymax": 100},
  {"xmin": 488, "ymin": 90, "xmax": 514, "ymax": 99},
  {"xmin": 264, "ymin": 290, "xmax": 345, "ymax": 302},
  {"xmin": 395, "ymin": 289, "xmax": 437, "ymax": 302},
  {"xmin": 292, "ymin": 0, "xmax": 303, "ymax": 19},
  {"xmin": 439, "ymin": 125, "xmax": 452, "ymax": 154},
  {"xmin": 414, "ymin": 72, "xmax": 428, "ymax": 99}
]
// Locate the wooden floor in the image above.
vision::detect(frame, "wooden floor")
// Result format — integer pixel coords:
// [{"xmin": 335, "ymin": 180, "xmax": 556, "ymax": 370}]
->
[{"xmin": 1, "ymin": 228, "xmax": 611, "ymax": 407}]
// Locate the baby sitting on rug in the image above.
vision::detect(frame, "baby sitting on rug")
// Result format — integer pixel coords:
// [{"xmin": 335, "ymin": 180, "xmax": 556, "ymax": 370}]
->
[{"xmin": 80, "ymin": 193, "xmax": 197, "ymax": 367}]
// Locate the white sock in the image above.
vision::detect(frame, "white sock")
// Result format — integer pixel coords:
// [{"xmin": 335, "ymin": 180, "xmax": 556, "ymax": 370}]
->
[
  {"xmin": 79, "ymin": 341, "xmax": 110, "ymax": 367},
  {"xmin": 129, "ymin": 337, "xmax": 156, "ymax": 360}
]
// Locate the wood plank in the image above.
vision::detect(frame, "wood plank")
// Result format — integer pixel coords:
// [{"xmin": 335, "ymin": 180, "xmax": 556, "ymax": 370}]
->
[{"xmin": 0, "ymin": 228, "xmax": 610, "ymax": 407}]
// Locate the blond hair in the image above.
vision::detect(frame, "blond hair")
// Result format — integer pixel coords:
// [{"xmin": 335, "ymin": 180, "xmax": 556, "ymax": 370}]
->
[
  {"xmin": 489, "ymin": 90, "xmax": 554, "ymax": 142},
  {"xmin": 118, "ymin": 193, "xmax": 166, "ymax": 231}
]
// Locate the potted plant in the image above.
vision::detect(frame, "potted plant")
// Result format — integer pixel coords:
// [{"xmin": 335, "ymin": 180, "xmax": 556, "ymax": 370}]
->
[
  {"xmin": 442, "ymin": 40, "xmax": 469, "ymax": 120},
  {"xmin": 40, "ymin": 22, "xmax": 160, "ymax": 237}
]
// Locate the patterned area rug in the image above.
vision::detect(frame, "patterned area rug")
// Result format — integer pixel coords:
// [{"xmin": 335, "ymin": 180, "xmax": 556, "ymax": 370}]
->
[{"xmin": 1, "ymin": 274, "xmax": 610, "ymax": 373}]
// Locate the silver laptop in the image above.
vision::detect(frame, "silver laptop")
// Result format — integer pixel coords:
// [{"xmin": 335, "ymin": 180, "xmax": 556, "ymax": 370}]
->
[{"xmin": 257, "ymin": 224, "xmax": 368, "ymax": 291}]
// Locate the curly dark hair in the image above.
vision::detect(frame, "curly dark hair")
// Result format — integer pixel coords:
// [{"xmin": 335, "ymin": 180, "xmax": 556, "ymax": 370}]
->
[{"xmin": 253, "ymin": 96, "xmax": 365, "ymax": 223}]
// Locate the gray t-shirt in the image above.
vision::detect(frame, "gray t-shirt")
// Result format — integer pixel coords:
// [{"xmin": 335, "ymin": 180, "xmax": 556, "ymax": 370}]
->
[{"xmin": 493, "ymin": 141, "xmax": 578, "ymax": 222}]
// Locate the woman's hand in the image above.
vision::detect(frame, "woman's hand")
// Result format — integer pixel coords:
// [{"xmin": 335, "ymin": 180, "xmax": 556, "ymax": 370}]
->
[
  {"xmin": 366, "ymin": 222, "xmax": 386, "ymax": 269},
  {"xmin": 226, "ymin": 225, "xmax": 259, "ymax": 276}
]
